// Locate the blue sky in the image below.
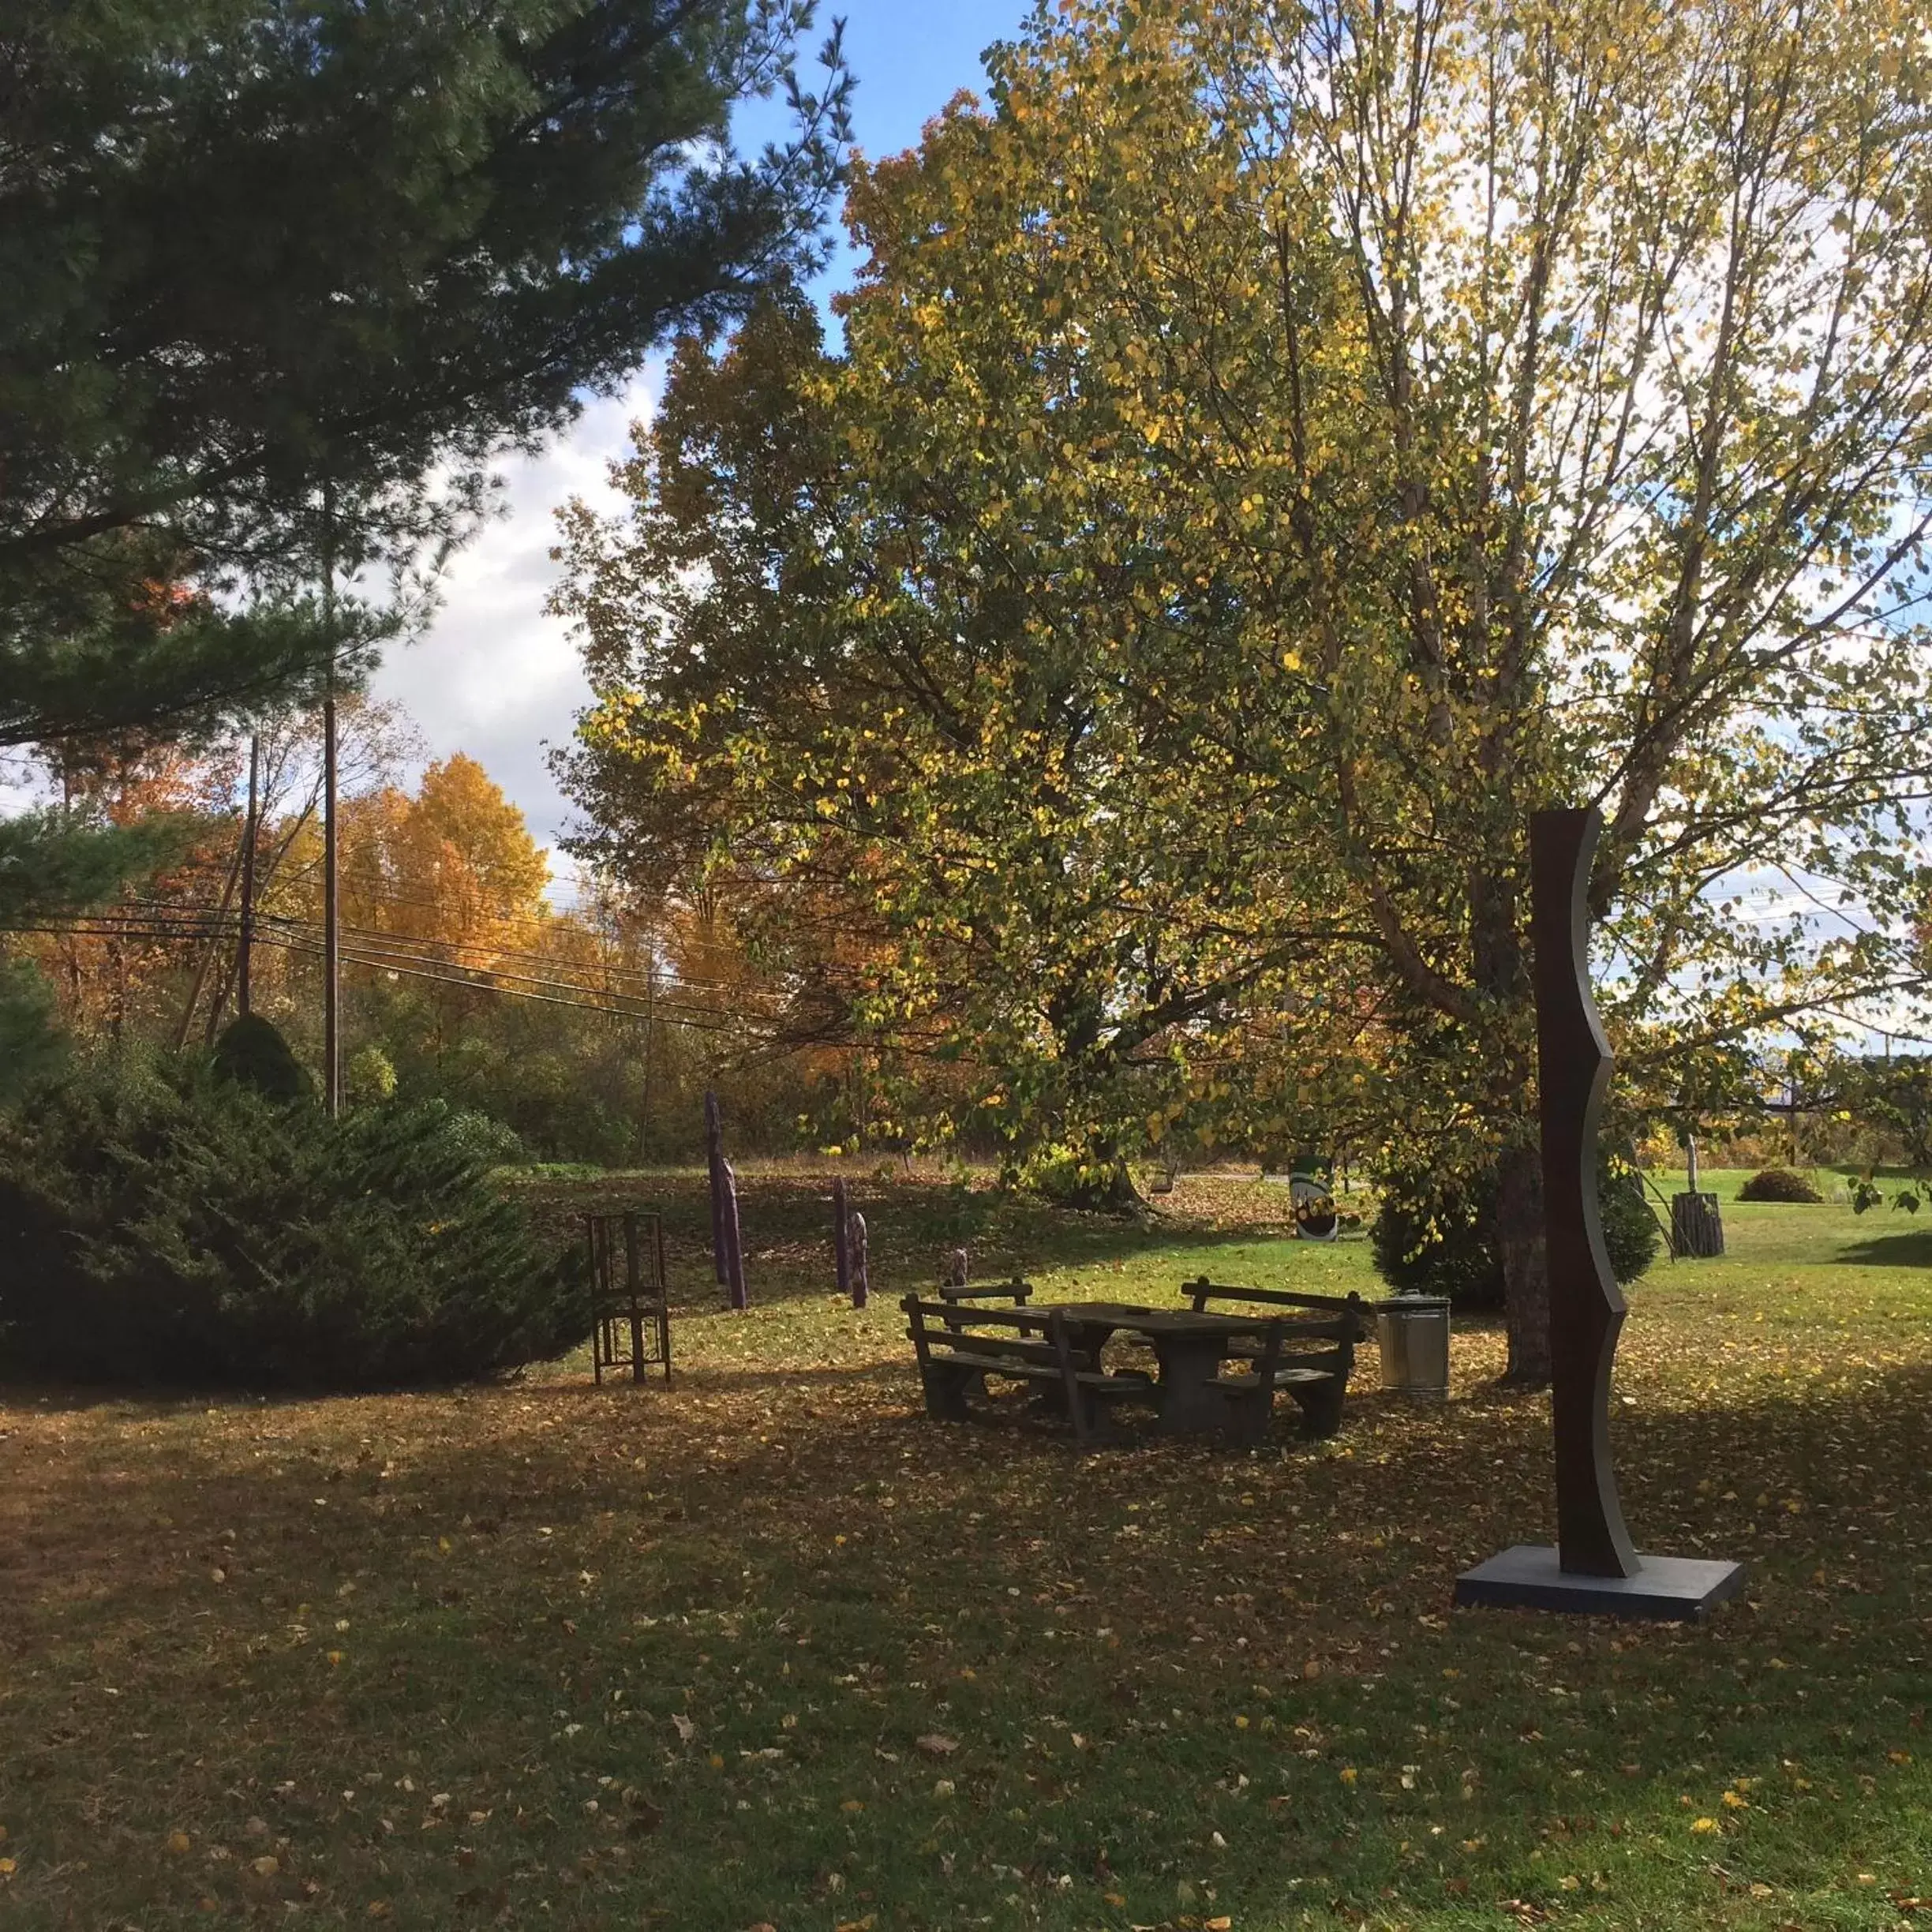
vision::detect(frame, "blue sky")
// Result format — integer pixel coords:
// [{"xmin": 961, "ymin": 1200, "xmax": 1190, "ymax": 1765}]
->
[{"xmin": 372, "ymin": 0, "xmax": 1036, "ymax": 859}]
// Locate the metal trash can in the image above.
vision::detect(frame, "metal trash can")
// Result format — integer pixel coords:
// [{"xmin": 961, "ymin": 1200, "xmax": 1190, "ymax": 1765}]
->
[{"xmin": 1373, "ymin": 1294, "xmax": 1451, "ymax": 1397}]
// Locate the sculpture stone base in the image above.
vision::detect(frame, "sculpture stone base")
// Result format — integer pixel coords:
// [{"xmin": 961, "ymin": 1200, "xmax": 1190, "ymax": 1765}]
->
[{"xmin": 1455, "ymin": 1544, "xmax": 1747, "ymax": 1623}]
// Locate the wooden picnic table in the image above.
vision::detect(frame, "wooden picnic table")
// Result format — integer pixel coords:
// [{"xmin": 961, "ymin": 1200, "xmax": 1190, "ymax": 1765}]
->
[{"xmin": 1039, "ymin": 1301, "xmax": 1282, "ymax": 1435}]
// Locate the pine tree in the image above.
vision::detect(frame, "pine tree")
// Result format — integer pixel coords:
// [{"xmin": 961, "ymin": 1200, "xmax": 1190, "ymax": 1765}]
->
[{"xmin": 0, "ymin": 0, "xmax": 851, "ymax": 914}]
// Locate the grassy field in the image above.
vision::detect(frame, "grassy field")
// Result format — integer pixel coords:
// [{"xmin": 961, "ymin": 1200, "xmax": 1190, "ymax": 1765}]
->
[{"xmin": 2, "ymin": 1168, "xmax": 1930, "ymax": 1930}]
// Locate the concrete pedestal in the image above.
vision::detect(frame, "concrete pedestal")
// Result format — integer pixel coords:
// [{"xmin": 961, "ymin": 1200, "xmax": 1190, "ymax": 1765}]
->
[{"xmin": 1455, "ymin": 1544, "xmax": 1747, "ymax": 1623}]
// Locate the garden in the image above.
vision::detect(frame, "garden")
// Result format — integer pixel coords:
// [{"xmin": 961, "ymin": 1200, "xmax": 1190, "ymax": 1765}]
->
[{"xmin": 3, "ymin": 1165, "xmax": 1930, "ymax": 1930}]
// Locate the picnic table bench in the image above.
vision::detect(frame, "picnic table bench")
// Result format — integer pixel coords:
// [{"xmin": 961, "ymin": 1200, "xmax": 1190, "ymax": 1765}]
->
[
  {"xmin": 900, "ymin": 1295, "xmax": 1153, "ymax": 1448},
  {"xmin": 1178, "ymin": 1279, "xmax": 1365, "ymax": 1438}
]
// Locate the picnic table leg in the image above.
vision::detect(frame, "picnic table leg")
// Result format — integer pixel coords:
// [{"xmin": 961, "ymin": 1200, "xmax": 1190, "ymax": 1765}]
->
[
  {"xmin": 1151, "ymin": 1335, "xmax": 1233, "ymax": 1434},
  {"xmin": 1287, "ymin": 1376, "xmax": 1347, "ymax": 1438}
]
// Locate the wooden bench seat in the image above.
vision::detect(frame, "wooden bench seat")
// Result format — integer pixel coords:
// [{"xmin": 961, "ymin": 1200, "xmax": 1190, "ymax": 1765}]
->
[
  {"xmin": 1180, "ymin": 1279, "xmax": 1365, "ymax": 1440},
  {"xmin": 902, "ymin": 1296, "xmax": 1151, "ymax": 1447}
]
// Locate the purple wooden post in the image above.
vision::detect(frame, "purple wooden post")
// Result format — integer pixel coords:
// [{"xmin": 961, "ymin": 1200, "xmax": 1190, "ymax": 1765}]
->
[
  {"xmin": 849, "ymin": 1210, "xmax": 868, "ymax": 1309},
  {"xmin": 722, "ymin": 1156, "xmax": 747, "ymax": 1310},
  {"xmin": 705, "ymin": 1088, "xmax": 728, "ymax": 1286},
  {"xmin": 832, "ymin": 1178, "xmax": 852, "ymax": 1299}
]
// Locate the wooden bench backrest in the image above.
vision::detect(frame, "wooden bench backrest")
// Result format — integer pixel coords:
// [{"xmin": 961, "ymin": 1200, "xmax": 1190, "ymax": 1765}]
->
[
  {"xmin": 902, "ymin": 1296, "xmax": 1066, "ymax": 1361},
  {"xmin": 936, "ymin": 1277, "xmax": 1034, "ymax": 1305},
  {"xmin": 1182, "ymin": 1277, "xmax": 1368, "ymax": 1339}
]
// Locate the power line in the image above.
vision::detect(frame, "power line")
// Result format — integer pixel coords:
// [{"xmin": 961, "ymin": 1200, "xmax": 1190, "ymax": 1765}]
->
[
  {"xmin": 118, "ymin": 889, "xmax": 800, "ymax": 1005},
  {"xmin": 2, "ymin": 913, "xmax": 783, "ymax": 1037},
  {"xmin": 253, "ymin": 927, "xmax": 760, "ymax": 1034},
  {"xmin": 253, "ymin": 912, "xmax": 779, "ymax": 1031}
]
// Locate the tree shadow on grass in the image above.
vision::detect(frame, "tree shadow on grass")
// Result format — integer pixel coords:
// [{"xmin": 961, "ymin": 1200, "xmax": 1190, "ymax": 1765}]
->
[{"xmin": 1831, "ymin": 1225, "xmax": 1932, "ymax": 1267}]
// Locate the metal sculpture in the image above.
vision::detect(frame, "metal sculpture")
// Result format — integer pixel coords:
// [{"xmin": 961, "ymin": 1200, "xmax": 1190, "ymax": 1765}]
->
[
  {"xmin": 1534, "ymin": 807, "xmax": 1639, "ymax": 1577},
  {"xmin": 705, "ymin": 1088, "xmax": 728, "ymax": 1286},
  {"xmin": 1455, "ymin": 806, "xmax": 1745, "ymax": 1621}
]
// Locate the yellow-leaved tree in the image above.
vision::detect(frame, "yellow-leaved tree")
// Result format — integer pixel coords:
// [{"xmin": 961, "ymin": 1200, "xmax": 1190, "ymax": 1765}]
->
[{"xmin": 556, "ymin": 0, "xmax": 1932, "ymax": 1380}]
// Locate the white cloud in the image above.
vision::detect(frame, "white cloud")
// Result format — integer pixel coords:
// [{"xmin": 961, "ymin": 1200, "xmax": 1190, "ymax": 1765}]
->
[{"xmin": 369, "ymin": 365, "xmax": 664, "ymax": 858}]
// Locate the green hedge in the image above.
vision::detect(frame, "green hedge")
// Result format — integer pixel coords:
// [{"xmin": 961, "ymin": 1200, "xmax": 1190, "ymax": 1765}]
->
[
  {"xmin": 0, "ymin": 1058, "xmax": 588, "ymax": 1389},
  {"xmin": 1372, "ymin": 1155, "xmax": 1661, "ymax": 1309}
]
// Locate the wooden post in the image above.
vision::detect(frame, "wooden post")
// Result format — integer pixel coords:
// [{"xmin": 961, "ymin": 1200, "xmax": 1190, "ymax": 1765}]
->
[
  {"xmin": 238, "ymin": 728, "xmax": 260, "ymax": 1017},
  {"xmin": 705, "ymin": 1088, "xmax": 728, "ymax": 1285},
  {"xmin": 849, "ymin": 1210, "xmax": 868, "ymax": 1309},
  {"xmin": 624, "ymin": 1212, "xmax": 646, "ymax": 1384},
  {"xmin": 174, "ymin": 829, "xmax": 247, "ymax": 1049},
  {"xmin": 833, "ymin": 1177, "xmax": 852, "ymax": 1299},
  {"xmin": 722, "ymin": 1157, "xmax": 747, "ymax": 1310},
  {"xmin": 320, "ymin": 485, "xmax": 339, "ymax": 1120}
]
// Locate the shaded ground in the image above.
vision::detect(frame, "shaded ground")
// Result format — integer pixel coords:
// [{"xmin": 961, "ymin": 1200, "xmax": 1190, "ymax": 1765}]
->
[{"xmin": 2, "ymin": 1171, "xmax": 1929, "ymax": 1929}]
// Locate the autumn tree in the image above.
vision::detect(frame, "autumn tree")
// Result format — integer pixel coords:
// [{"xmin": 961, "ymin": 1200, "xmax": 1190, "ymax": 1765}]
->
[{"xmin": 556, "ymin": 0, "xmax": 1932, "ymax": 1372}]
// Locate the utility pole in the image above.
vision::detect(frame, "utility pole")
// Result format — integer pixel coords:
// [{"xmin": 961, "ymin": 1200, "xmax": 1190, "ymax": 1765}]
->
[
  {"xmin": 321, "ymin": 485, "xmax": 340, "ymax": 1118},
  {"xmin": 238, "ymin": 728, "xmax": 260, "ymax": 1017}
]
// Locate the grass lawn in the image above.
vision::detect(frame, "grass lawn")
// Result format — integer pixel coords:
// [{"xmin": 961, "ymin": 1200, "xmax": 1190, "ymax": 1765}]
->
[{"xmin": 3, "ymin": 1168, "xmax": 1930, "ymax": 1930}]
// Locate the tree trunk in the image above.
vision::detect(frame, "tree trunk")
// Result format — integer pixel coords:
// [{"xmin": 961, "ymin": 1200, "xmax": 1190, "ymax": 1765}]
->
[{"xmin": 1494, "ymin": 1138, "xmax": 1551, "ymax": 1385}]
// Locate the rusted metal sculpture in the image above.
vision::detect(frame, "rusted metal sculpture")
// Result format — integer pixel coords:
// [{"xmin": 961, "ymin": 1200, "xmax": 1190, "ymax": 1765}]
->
[
  {"xmin": 833, "ymin": 1177, "xmax": 852, "ymax": 1299},
  {"xmin": 1535, "ymin": 807, "xmax": 1640, "ymax": 1578},
  {"xmin": 705, "ymin": 1088, "xmax": 728, "ymax": 1286},
  {"xmin": 1455, "ymin": 807, "xmax": 1744, "ymax": 1621}
]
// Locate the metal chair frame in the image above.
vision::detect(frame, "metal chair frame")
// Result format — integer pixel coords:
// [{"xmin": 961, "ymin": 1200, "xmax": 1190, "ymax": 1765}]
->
[{"xmin": 587, "ymin": 1210, "xmax": 671, "ymax": 1386}]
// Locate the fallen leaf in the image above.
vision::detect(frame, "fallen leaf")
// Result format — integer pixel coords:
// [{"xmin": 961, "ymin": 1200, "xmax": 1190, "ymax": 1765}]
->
[
  {"xmin": 672, "ymin": 1713, "xmax": 695, "ymax": 1743},
  {"xmin": 916, "ymin": 1733, "xmax": 959, "ymax": 1756},
  {"xmin": 251, "ymin": 1855, "xmax": 279, "ymax": 1877}
]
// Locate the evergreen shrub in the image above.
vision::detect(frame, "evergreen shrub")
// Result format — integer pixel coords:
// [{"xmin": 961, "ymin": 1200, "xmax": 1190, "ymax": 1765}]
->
[
  {"xmin": 1372, "ymin": 1155, "xmax": 1661, "ymax": 1309},
  {"xmin": 212, "ymin": 1013, "xmax": 311, "ymax": 1103},
  {"xmin": 0, "ymin": 1058, "xmax": 587, "ymax": 1388},
  {"xmin": 1738, "ymin": 1166, "xmax": 1824, "ymax": 1203}
]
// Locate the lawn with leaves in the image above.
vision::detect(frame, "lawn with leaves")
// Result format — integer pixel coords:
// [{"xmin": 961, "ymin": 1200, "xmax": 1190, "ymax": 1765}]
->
[{"xmin": 2, "ymin": 1167, "xmax": 1929, "ymax": 1930}]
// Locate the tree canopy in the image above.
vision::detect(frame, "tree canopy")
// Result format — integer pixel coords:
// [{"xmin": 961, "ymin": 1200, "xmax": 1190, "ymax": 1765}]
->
[{"xmin": 560, "ymin": 0, "xmax": 1932, "ymax": 1373}]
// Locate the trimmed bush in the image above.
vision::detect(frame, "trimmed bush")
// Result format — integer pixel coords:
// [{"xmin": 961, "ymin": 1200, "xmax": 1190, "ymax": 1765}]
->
[
  {"xmin": 1372, "ymin": 1155, "xmax": 1661, "ymax": 1309},
  {"xmin": 212, "ymin": 1013, "xmax": 312, "ymax": 1103},
  {"xmin": 1738, "ymin": 1166, "xmax": 1824, "ymax": 1204},
  {"xmin": 0, "ymin": 1058, "xmax": 588, "ymax": 1389}
]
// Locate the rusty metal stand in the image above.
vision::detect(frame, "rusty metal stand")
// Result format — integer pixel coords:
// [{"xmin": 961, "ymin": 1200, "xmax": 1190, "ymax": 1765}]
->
[{"xmin": 588, "ymin": 1211, "xmax": 671, "ymax": 1386}]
